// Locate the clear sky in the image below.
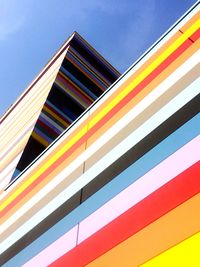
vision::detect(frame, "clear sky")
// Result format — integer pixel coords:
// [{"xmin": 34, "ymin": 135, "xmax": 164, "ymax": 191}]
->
[{"xmin": 0, "ymin": 0, "xmax": 197, "ymax": 117}]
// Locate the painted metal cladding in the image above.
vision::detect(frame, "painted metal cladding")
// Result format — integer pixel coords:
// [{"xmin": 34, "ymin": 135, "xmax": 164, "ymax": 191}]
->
[{"xmin": 0, "ymin": 3, "xmax": 200, "ymax": 266}]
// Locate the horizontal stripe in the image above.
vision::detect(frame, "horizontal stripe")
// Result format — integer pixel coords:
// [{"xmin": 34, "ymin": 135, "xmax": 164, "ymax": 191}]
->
[
  {"xmin": 22, "ymin": 225, "xmax": 77, "ymax": 267},
  {"xmin": 0, "ymin": 78, "xmax": 55, "ymax": 180},
  {"xmin": 78, "ymin": 135, "xmax": 200, "ymax": 243},
  {"xmin": 42, "ymin": 105, "xmax": 69, "ymax": 128},
  {"xmin": 55, "ymin": 78, "xmax": 90, "ymax": 109},
  {"xmin": 31, "ymin": 132, "xmax": 49, "ymax": 147},
  {"xmin": 1, "ymin": 80, "xmax": 199, "ymax": 254},
  {"xmin": 33, "ymin": 127, "xmax": 53, "ymax": 143},
  {"xmin": 3, "ymin": 112, "xmax": 199, "ymax": 266},
  {"xmin": 72, "ymin": 33, "xmax": 120, "ymax": 76},
  {"xmin": 23, "ymin": 226, "xmax": 78, "ymax": 267},
  {"xmin": 1, "ymin": 21, "xmax": 197, "ymax": 205},
  {"xmin": 68, "ymin": 47, "xmax": 110, "ymax": 86},
  {"xmin": 57, "ymin": 72, "xmax": 93, "ymax": 105},
  {"xmin": 35, "ymin": 119, "xmax": 60, "ymax": 138},
  {"xmin": 141, "ymin": 232, "xmax": 200, "ymax": 267},
  {"xmin": 40, "ymin": 112, "xmax": 65, "ymax": 132},
  {"xmin": 60, "ymin": 66, "xmax": 98, "ymax": 100},
  {"xmin": 1, "ymin": 9, "xmax": 198, "ymax": 245},
  {"xmin": 45, "ymin": 100, "xmax": 72, "ymax": 124},
  {"xmin": 86, "ymin": 195, "xmax": 200, "ymax": 267},
  {"xmin": 49, "ymin": 162, "xmax": 200, "ymax": 266},
  {"xmin": 0, "ymin": 36, "xmax": 70, "ymax": 124},
  {"xmin": 65, "ymin": 53, "xmax": 106, "ymax": 90},
  {"xmin": 37, "ymin": 117, "xmax": 62, "ymax": 136}
]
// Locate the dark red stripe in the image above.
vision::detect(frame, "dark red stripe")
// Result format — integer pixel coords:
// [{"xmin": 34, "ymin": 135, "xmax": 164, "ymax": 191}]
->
[
  {"xmin": 65, "ymin": 54, "xmax": 105, "ymax": 92},
  {"xmin": 36, "ymin": 119, "xmax": 60, "ymax": 137},
  {"xmin": 45, "ymin": 103, "xmax": 71, "ymax": 125},
  {"xmin": 57, "ymin": 73, "xmax": 93, "ymax": 105}
]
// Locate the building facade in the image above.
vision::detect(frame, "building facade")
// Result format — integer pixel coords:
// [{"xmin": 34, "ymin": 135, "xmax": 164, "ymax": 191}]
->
[{"xmin": 0, "ymin": 3, "xmax": 200, "ymax": 266}]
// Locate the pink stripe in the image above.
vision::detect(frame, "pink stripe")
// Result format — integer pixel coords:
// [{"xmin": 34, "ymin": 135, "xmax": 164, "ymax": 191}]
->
[
  {"xmin": 23, "ymin": 136, "xmax": 200, "ymax": 266},
  {"xmin": 23, "ymin": 226, "xmax": 78, "ymax": 267},
  {"xmin": 77, "ymin": 135, "xmax": 200, "ymax": 243}
]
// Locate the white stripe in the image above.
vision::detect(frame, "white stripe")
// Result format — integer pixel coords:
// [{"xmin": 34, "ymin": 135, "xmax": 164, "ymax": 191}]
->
[
  {"xmin": 0, "ymin": 152, "xmax": 23, "ymax": 190},
  {"xmin": 0, "ymin": 121, "xmax": 34, "ymax": 162},
  {"xmin": 40, "ymin": 113, "xmax": 65, "ymax": 132}
]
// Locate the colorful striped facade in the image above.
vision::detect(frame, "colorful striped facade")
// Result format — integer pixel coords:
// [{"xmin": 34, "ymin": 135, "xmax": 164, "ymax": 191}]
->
[{"xmin": 0, "ymin": 3, "xmax": 199, "ymax": 266}]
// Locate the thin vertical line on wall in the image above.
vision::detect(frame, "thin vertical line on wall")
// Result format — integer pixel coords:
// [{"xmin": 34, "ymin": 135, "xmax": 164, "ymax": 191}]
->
[
  {"xmin": 179, "ymin": 29, "xmax": 194, "ymax": 43},
  {"xmin": 76, "ymin": 110, "xmax": 91, "ymax": 246}
]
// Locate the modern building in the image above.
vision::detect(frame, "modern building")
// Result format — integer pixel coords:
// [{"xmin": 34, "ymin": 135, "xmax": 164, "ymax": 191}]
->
[{"xmin": 0, "ymin": 3, "xmax": 199, "ymax": 266}]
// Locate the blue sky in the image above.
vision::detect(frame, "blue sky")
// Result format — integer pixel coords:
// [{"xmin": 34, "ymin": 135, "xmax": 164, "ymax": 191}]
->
[{"xmin": 0, "ymin": 0, "xmax": 197, "ymax": 116}]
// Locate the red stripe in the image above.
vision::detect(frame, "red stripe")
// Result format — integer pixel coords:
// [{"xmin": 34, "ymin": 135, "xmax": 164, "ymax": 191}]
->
[
  {"xmin": 45, "ymin": 103, "xmax": 71, "ymax": 125},
  {"xmin": 50, "ymin": 162, "xmax": 200, "ymax": 267},
  {"xmin": 189, "ymin": 28, "xmax": 200, "ymax": 42},
  {"xmin": 0, "ymin": 33, "xmax": 195, "ymax": 217},
  {"xmin": 65, "ymin": 54, "xmax": 105, "ymax": 91},
  {"xmin": 57, "ymin": 73, "xmax": 93, "ymax": 105},
  {"xmin": 36, "ymin": 119, "xmax": 59, "ymax": 137}
]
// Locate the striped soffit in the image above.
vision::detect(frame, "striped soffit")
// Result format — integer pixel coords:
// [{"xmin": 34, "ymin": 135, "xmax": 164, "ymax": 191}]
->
[{"xmin": 0, "ymin": 32, "xmax": 120, "ymax": 187}]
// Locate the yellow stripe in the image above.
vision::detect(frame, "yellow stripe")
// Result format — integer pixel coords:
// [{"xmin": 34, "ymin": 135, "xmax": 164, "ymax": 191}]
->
[
  {"xmin": 0, "ymin": 20, "xmax": 198, "ymax": 212},
  {"xmin": 69, "ymin": 49, "xmax": 109, "ymax": 87},
  {"xmin": 32, "ymin": 132, "xmax": 49, "ymax": 147},
  {"xmin": 58, "ymin": 71, "xmax": 94, "ymax": 102},
  {"xmin": 56, "ymin": 80, "xmax": 89, "ymax": 109},
  {"xmin": 43, "ymin": 105, "xmax": 69, "ymax": 127},
  {"xmin": 66, "ymin": 54, "xmax": 106, "ymax": 90},
  {"xmin": 141, "ymin": 232, "xmax": 200, "ymax": 267}
]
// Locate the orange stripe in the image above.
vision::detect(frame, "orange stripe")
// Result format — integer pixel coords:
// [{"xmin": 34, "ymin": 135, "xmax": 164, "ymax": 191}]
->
[
  {"xmin": 180, "ymin": 11, "xmax": 200, "ymax": 32},
  {"xmin": 86, "ymin": 194, "xmax": 200, "ymax": 267}
]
